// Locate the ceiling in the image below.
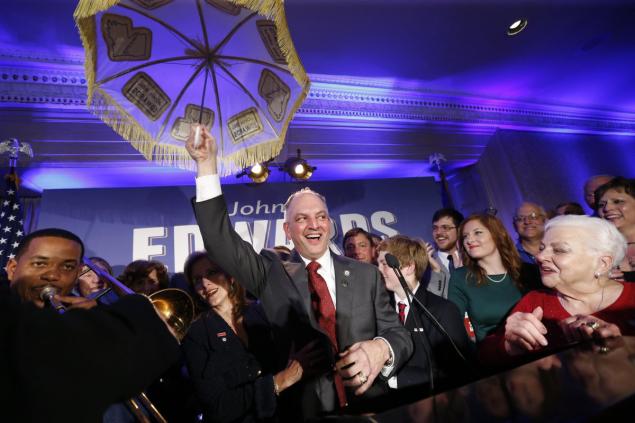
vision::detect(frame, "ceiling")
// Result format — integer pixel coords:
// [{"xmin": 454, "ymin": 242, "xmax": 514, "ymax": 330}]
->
[{"xmin": 1, "ymin": 0, "xmax": 634, "ymax": 193}]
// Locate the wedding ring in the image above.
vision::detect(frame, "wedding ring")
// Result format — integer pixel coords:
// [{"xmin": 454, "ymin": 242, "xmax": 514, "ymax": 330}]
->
[
  {"xmin": 586, "ymin": 321, "xmax": 600, "ymax": 330},
  {"xmin": 599, "ymin": 346, "xmax": 610, "ymax": 354},
  {"xmin": 358, "ymin": 372, "xmax": 368, "ymax": 385}
]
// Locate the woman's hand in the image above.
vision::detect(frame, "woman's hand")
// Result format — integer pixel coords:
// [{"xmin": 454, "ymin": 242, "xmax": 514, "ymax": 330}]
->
[
  {"xmin": 273, "ymin": 340, "xmax": 328, "ymax": 393},
  {"xmin": 560, "ymin": 315, "xmax": 622, "ymax": 342},
  {"xmin": 504, "ymin": 306, "xmax": 549, "ymax": 355}
]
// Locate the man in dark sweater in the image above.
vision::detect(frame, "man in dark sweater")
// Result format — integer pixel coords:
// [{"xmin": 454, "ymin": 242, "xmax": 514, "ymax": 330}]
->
[{"xmin": 0, "ymin": 228, "xmax": 180, "ymax": 423}]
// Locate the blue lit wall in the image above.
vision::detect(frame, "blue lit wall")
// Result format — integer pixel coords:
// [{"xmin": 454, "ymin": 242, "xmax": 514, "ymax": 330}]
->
[{"xmin": 456, "ymin": 129, "xmax": 635, "ymax": 234}]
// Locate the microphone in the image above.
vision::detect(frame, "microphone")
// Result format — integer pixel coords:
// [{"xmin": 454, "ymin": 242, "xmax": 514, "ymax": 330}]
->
[
  {"xmin": 384, "ymin": 253, "xmax": 401, "ymax": 270},
  {"xmin": 39, "ymin": 286, "xmax": 66, "ymax": 314},
  {"xmin": 384, "ymin": 253, "xmax": 467, "ymax": 364},
  {"xmin": 385, "ymin": 253, "xmax": 436, "ymax": 390}
]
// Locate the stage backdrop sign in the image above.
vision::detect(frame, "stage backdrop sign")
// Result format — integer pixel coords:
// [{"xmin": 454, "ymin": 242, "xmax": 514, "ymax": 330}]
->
[{"xmin": 38, "ymin": 177, "xmax": 441, "ymax": 273}]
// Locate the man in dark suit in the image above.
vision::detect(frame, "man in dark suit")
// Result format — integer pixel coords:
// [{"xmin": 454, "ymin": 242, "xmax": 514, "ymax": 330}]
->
[
  {"xmin": 1, "ymin": 228, "xmax": 180, "ymax": 422},
  {"xmin": 185, "ymin": 126, "xmax": 413, "ymax": 420},
  {"xmin": 376, "ymin": 235, "xmax": 472, "ymax": 389}
]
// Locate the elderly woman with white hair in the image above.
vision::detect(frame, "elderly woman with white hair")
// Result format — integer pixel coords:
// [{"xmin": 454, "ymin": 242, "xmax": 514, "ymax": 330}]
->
[{"xmin": 479, "ymin": 215, "xmax": 635, "ymax": 362}]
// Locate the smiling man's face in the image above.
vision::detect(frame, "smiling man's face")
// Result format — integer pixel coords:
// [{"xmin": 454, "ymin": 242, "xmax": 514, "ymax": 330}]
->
[
  {"xmin": 7, "ymin": 236, "xmax": 82, "ymax": 308},
  {"xmin": 284, "ymin": 192, "xmax": 331, "ymax": 260}
]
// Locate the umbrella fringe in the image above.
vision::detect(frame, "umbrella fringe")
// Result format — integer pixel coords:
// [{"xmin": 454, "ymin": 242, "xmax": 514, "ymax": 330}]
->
[
  {"xmin": 89, "ymin": 88, "xmax": 156, "ymax": 160},
  {"xmin": 89, "ymin": 87, "xmax": 287, "ymax": 176},
  {"xmin": 75, "ymin": 15, "xmax": 97, "ymax": 106},
  {"xmin": 74, "ymin": 0, "xmax": 121, "ymax": 19}
]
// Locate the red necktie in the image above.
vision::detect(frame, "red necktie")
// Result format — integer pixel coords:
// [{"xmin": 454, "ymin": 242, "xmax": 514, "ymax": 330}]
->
[
  {"xmin": 306, "ymin": 261, "xmax": 347, "ymax": 408},
  {"xmin": 398, "ymin": 301, "xmax": 407, "ymax": 324}
]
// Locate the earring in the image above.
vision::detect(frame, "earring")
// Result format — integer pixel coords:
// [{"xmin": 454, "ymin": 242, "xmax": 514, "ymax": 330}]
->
[{"xmin": 594, "ymin": 271, "xmax": 600, "ymax": 279}]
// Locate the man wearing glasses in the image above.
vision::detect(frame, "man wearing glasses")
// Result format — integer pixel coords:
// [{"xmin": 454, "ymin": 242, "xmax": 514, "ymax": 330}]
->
[
  {"xmin": 512, "ymin": 202, "xmax": 547, "ymax": 264},
  {"xmin": 425, "ymin": 208, "xmax": 464, "ymax": 298}
]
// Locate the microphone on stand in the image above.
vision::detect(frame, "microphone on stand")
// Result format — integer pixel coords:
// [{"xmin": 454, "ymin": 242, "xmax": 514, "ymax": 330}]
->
[
  {"xmin": 385, "ymin": 253, "xmax": 436, "ymax": 391},
  {"xmin": 384, "ymin": 254, "xmax": 467, "ymax": 364},
  {"xmin": 39, "ymin": 286, "xmax": 67, "ymax": 314}
]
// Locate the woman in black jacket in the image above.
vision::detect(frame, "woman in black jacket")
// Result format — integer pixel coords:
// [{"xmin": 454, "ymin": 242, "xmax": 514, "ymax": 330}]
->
[{"xmin": 182, "ymin": 252, "xmax": 320, "ymax": 423}]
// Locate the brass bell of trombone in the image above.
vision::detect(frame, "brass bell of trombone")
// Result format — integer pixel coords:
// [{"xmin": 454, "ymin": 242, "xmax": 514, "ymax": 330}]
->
[{"xmin": 148, "ymin": 288, "xmax": 194, "ymax": 341}]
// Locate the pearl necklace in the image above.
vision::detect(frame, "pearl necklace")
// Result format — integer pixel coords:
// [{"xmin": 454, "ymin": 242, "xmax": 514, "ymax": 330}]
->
[{"xmin": 486, "ymin": 272, "xmax": 508, "ymax": 283}]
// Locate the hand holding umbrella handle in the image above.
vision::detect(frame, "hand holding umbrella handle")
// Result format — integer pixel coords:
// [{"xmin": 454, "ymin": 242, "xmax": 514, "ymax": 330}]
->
[
  {"xmin": 186, "ymin": 124, "xmax": 218, "ymax": 177},
  {"xmin": 193, "ymin": 125, "xmax": 201, "ymax": 148}
]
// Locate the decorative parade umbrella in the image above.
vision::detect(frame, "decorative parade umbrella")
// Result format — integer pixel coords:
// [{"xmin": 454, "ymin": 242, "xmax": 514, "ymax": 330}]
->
[{"xmin": 74, "ymin": 0, "xmax": 309, "ymax": 175}]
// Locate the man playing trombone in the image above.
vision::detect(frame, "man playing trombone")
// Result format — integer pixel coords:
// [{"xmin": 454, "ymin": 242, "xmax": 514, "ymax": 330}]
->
[{"xmin": 0, "ymin": 228, "xmax": 181, "ymax": 422}]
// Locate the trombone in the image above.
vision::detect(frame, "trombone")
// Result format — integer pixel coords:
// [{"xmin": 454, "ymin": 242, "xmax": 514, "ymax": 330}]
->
[{"xmin": 60, "ymin": 257, "xmax": 196, "ymax": 422}]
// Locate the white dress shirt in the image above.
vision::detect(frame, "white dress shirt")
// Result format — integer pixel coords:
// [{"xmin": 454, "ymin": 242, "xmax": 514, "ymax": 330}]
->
[
  {"xmin": 437, "ymin": 250, "xmax": 451, "ymax": 272},
  {"xmin": 392, "ymin": 283, "xmax": 420, "ymax": 323}
]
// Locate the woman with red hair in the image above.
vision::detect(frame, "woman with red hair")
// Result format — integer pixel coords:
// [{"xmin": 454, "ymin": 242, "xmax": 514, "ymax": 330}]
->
[{"xmin": 448, "ymin": 214, "xmax": 541, "ymax": 342}]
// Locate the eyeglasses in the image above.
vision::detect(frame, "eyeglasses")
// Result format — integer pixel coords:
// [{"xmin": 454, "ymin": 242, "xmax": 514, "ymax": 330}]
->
[
  {"xmin": 432, "ymin": 225, "xmax": 456, "ymax": 233},
  {"xmin": 513, "ymin": 212, "xmax": 544, "ymax": 223}
]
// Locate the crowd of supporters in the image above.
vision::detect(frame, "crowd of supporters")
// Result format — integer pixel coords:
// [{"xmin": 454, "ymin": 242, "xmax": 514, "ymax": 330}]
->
[{"xmin": 3, "ymin": 161, "xmax": 634, "ymax": 422}]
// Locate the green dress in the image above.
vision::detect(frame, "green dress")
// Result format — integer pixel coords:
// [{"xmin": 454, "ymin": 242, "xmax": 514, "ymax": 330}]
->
[{"xmin": 448, "ymin": 267, "xmax": 522, "ymax": 342}]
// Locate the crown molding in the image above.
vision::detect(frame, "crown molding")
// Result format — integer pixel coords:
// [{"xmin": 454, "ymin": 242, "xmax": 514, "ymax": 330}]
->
[{"xmin": 1, "ymin": 49, "xmax": 635, "ymax": 136}]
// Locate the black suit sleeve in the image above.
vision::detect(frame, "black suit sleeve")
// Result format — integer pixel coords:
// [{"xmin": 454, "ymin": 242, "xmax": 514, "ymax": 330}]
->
[
  {"xmin": 431, "ymin": 299, "xmax": 474, "ymax": 378},
  {"xmin": 193, "ymin": 195, "xmax": 270, "ymax": 298},
  {"xmin": 4, "ymin": 289, "xmax": 179, "ymax": 422}
]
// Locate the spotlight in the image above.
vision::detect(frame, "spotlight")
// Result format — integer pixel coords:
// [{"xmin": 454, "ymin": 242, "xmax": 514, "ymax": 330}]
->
[
  {"xmin": 283, "ymin": 149, "xmax": 315, "ymax": 180},
  {"xmin": 507, "ymin": 19, "xmax": 528, "ymax": 36},
  {"xmin": 237, "ymin": 162, "xmax": 270, "ymax": 183}
]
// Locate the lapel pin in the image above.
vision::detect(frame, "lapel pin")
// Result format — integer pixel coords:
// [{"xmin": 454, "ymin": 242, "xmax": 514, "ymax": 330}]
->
[
  {"xmin": 341, "ymin": 270, "xmax": 350, "ymax": 287},
  {"xmin": 217, "ymin": 331, "xmax": 227, "ymax": 342}
]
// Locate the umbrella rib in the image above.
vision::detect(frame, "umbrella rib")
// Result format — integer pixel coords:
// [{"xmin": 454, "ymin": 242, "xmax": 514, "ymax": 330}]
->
[
  {"xmin": 210, "ymin": 12, "xmax": 258, "ymax": 56},
  {"xmin": 216, "ymin": 62, "xmax": 279, "ymax": 139},
  {"xmin": 216, "ymin": 55, "xmax": 292, "ymax": 75},
  {"xmin": 157, "ymin": 62, "xmax": 207, "ymax": 140},
  {"xmin": 195, "ymin": 0, "xmax": 210, "ymax": 52},
  {"xmin": 96, "ymin": 56, "xmax": 195, "ymax": 86},
  {"xmin": 210, "ymin": 65, "xmax": 224, "ymax": 157},
  {"xmin": 119, "ymin": 3, "xmax": 204, "ymax": 53}
]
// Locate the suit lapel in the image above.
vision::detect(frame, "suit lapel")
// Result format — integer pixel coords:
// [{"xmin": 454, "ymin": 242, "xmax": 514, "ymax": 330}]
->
[
  {"xmin": 405, "ymin": 287, "xmax": 427, "ymax": 330},
  {"xmin": 332, "ymin": 253, "xmax": 353, "ymax": 348}
]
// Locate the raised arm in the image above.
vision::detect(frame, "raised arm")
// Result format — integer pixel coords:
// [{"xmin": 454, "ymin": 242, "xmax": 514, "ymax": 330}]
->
[{"xmin": 186, "ymin": 125, "xmax": 271, "ymax": 298}]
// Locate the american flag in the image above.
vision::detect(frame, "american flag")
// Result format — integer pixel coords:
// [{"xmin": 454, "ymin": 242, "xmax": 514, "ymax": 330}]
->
[{"xmin": 0, "ymin": 172, "xmax": 25, "ymax": 272}]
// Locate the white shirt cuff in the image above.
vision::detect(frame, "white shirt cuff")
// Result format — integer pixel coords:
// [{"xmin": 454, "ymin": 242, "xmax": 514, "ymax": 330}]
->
[
  {"xmin": 195, "ymin": 174, "xmax": 222, "ymax": 202},
  {"xmin": 374, "ymin": 336, "xmax": 396, "ymax": 377}
]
